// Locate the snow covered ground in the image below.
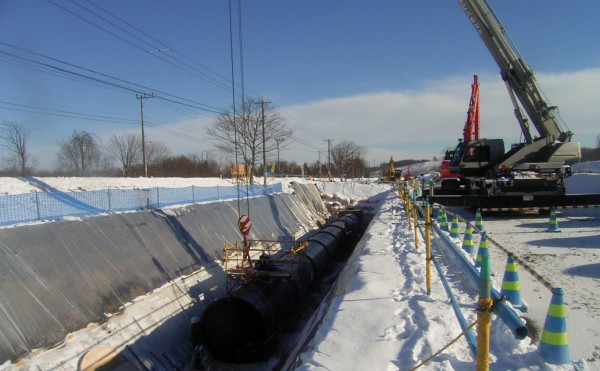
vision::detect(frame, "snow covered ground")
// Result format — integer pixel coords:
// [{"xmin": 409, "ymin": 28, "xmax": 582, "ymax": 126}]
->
[
  {"xmin": 298, "ymin": 185, "xmax": 600, "ymax": 370},
  {"xmin": 1, "ymin": 171, "xmax": 599, "ymax": 370}
]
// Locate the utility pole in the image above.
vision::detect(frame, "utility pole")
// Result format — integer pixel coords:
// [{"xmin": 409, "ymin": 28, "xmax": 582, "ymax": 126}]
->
[
  {"xmin": 275, "ymin": 137, "xmax": 282, "ymax": 175},
  {"xmin": 324, "ymin": 139, "xmax": 333, "ymax": 179},
  {"xmin": 257, "ymin": 100, "xmax": 271, "ymax": 188},
  {"xmin": 318, "ymin": 150, "xmax": 323, "ymax": 178},
  {"xmin": 136, "ymin": 93, "xmax": 153, "ymax": 177}
]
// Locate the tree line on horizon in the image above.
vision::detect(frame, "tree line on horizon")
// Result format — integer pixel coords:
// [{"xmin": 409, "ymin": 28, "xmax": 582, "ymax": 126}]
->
[
  {"xmin": 0, "ymin": 98, "xmax": 373, "ymax": 179},
  {"xmin": 5, "ymin": 99, "xmax": 599, "ymax": 179}
]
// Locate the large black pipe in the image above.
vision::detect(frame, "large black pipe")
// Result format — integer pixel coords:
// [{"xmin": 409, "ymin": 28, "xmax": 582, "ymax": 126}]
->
[{"xmin": 195, "ymin": 211, "xmax": 360, "ymax": 363}]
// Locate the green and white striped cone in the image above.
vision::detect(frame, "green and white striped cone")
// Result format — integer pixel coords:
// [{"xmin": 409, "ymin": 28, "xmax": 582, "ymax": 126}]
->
[
  {"xmin": 475, "ymin": 234, "xmax": 489, "ymax": 268},
  {"xmin": 440, "ymin": 209, "xmax": 449, "ymax": 232},
  {"xmin": 500, "ymin": 255, "xmax": 527, "ymax": 312},
  {"xmin": 462, "ymin": 222, "xmax": 475, "ymax": 254},
  {"xmin": 450, "ymin": 215, "xmax": 461, "ymax": 238},
  {"xmin": 547, "ymin": 208, "xmax": 561, "ymax": 232},
  {"xmin": 538, "ymin": 287, "xmax": 570, "ymax": 364},
  {"xmin": 475, "ymin": 208, "xmax": 485, "ymax": 233}
]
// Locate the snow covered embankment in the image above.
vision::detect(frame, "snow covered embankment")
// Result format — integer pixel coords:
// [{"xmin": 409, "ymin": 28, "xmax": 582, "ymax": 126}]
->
[{"xmin": 297, "ymin": 189, "xmax": 569, "ymax": 370}]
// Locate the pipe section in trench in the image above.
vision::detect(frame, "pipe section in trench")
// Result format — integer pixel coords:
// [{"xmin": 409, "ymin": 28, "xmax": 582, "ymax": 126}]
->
[{"xmin": 194, "ymin": 210, "xmax": 362, "ymax": 363}]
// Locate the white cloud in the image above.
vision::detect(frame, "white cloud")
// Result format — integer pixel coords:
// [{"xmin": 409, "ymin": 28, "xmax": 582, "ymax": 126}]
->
[
  {"xmin": 25, "ymin": 68, "xmax": 600, "ymax": 171},
  {"xmin": 281, "ymin": 68, "xmax": 600, "ymax": 165}
]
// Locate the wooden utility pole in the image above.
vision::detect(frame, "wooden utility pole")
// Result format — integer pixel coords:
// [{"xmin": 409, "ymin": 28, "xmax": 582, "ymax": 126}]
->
[
  {"xmin": 136, "ymin": 93, "xmax": 153, "ymax": 177},
  {"xmin": 275, "ymin": 137, "xmax": 282, "ymax": 175},
  {"xmin": 257, "ymin": 100, "xmax": 271, "ymax": 188},
  {"xmin": 324, "ymin": 139, "xmax": 333, "ymax": 179}
]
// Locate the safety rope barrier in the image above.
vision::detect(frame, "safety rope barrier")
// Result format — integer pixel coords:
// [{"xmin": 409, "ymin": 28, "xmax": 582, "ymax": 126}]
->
[
  {"xmin": 414, "ymin": 201, "xmax": 479, "ymax": 295},
  {"xmin": 407, "ymin": 190, "xmax": 479, "ymax": 364},
  {"xmin": 431, "ymin": 226, "xmax": 479, "ymax": 294},
  {"xmin": 411, "ymin": 192, "xmax": 574, "ymax": 367},
  {"xmin": 408, "ymin": 190, "xmax": 536, "ymax": 369},
  {"xmin": 446, "ymin": 210, "xmax": 556, "ymax": 292},
  {"xmin": 409, "ymin": 315, "xmax": 483, "ymax": 370}
]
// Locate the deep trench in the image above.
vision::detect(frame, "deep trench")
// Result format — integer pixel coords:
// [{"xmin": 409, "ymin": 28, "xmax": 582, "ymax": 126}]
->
[{"xmin": 190, "ymin": 207, "xmax": 375, "ymax": 370}]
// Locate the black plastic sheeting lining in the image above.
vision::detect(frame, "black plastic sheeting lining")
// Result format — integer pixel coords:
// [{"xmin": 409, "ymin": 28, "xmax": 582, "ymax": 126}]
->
[
  {"xmin": 195, "ymin": 211, "xmax": 361, "ymax": 363},
  {"xmin": 0, "ymin": 182, "xmax": 329, "ymax": 364}
]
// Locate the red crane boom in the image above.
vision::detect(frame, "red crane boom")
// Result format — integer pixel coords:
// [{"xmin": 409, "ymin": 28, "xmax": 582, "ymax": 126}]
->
[
  {"xmin": 439, "ymin": 75, "xmax": 480, "ymax": 179},
  {"xmin": 463, "ymin": 75, "xmax": 480, "ymax": 142}
]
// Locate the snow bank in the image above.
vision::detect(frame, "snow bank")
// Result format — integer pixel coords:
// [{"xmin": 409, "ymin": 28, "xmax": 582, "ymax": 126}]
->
[
  {"xmin": 0, "ymin": 177, "xmax": 39, "ymax": 195},
  {"xmin": 565, "ymin": 173, "xmax": 600, "ymax": 194}
]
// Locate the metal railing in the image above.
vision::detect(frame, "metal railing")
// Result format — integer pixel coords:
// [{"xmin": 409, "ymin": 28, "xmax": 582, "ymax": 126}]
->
[{"xmin": 0, "ymin": 183, "xmax": 282, "ymax": 227}]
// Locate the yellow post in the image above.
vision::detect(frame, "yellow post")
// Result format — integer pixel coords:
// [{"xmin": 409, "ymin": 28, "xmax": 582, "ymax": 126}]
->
[
  {"xmin": 425, "ymin": 200, "xmax": 432, "ymax": 296},
  {"xmin": 413, "ymin": 198, "xmax": 419, "ymax": 250},
  {"xmin": 476, "ymin": 240, "xmax": 492, "ymax": 370},
  {"xmin": 407, "ymin": 195, "xmax": 412, "ymax": 230}
]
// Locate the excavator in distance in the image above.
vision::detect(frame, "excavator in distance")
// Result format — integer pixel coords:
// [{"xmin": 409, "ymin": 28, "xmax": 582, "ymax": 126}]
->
[{"xmin": 383, "ymin": 157, "xmax": 403, "ymax": 182}]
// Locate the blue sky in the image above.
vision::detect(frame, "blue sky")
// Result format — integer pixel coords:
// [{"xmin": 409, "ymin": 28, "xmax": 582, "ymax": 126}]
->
[{"xmin": 1, "ymin": 0, "xmax": 599, "ymax": 171}]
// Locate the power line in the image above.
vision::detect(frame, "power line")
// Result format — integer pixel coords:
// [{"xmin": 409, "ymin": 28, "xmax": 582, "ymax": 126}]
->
[
  {"xmin": 280, "ymin": 109, "xmax": 328, "ymax": 139},
  {"xmin": 1, "ymin": 44, "xmax": 309, "ymax": 155},
  {"xmin": 80, "ymin": 0, "xmax": 243, "ymax": 93},
  {"xmin": 144, "ymin": 121, "xmax": 214, "ymax": 146},
  {"xmin": 0, "ymin": 98, "xmax": 218, "ymax": 150},
  {"xmin": 0, "ymin": 42, "xmax": 225, "ymax": 114},
  {"xmin": 1, "ymin": 44, "xmax": 328, "ymax": 161},
  {"xmin": 2, "ymin": 0, "xmax": 330, "ymax": 159},
  {"xmin": 288, "ymin": 134, "xmax": 322, "ymax": 151},
  {"xmin": 0, "ymin": 100, "xmax": 138, "ymax": 125},
  {"xmin": 151, "ymin": 99, "xmax": 214, "ymax": 125},
  {"xmin": 44, "ymin": 0, "xmax": 329, "ymax": 154},
  {"xmin": 46, "ymin": 0, "xmax": 246, "ymax": 96}
]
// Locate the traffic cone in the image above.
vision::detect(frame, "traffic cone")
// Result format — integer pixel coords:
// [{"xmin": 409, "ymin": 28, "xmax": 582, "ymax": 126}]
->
[
  {"xmin": 462, "ymin": 222, "xmax": 475, "ymax": 254},
  {"xmin": 500, "ymin": 255, "xmax": 527, "ymax": 312},
  {"xmin": 450, "ymin": 215, "xmax": 461, "ymax": 238},
  {"xmin": 435, "ymin": 207, "xmax": 444, "ymax": 224},
  {"xmin": 440, "ymin": 209, "xmax": 449, "ymax": 232},
  {"xmin": 475, "ymin": 208, "xmax": 485, "ymax": 233},
  {"xmin": 475, "ymin": 234, "xmax": 489, "ymax": 268},
  {"xmin": 538, "ymin": 287, "xmax": 570, "ymax": 364},
  {"xmin": 547, "ymin": 208, "xmax": 561, "ymax": 232},
  {"xmin": 435, "ymin": 208, "xmax": 443, "ymax": 228}
]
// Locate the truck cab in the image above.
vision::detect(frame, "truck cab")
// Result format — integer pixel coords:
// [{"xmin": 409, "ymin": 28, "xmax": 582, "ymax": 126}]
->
[{"xmin": 449, "ymin": 138, "xmax": 505, "ymax": 177}]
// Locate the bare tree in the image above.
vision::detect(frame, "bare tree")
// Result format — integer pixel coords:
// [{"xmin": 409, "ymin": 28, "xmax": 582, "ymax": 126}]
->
[
  {"xmin": 0, "ymin": 121, "xmax": 34, "ymax": 175},
  {"xmin": 107, "ymin": 133, "xmax": 142, "ymax": 176},
  {"xmin": 56, "ymin": 130, "xmax": 101, "ymax": 176},
  {"xmin": 331, "ymin": 140, "xmax": 367, "ymax": 179},
  {"xmin": 189, "ymin": 150, "xmax": 217, "ymax": 176},
  {"xmin": 206, "ymin": 97, "xmax": 292, "ymax": 183},
  {"xmin": 146, "ymin": 140, "xmax": 170, "ymax": 166},
  {"xmin": 135, "ymin": 140, "xmax": 170, "ymax": 176}
]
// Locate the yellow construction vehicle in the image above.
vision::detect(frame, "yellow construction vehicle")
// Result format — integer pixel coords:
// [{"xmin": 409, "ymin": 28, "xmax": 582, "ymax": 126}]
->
[{"xmin": 383, "ymin": 157, "xmax": 403, "ymax": 182}]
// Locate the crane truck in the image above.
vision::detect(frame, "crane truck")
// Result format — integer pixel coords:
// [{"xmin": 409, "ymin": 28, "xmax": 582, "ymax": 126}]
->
[
  {"xmin": 449, "ymin": 0, "xmax": 580, "ymax": 195},
  {"xmin": 429, "ymin": 0, "xmax": 600, "ymax": 209}
]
